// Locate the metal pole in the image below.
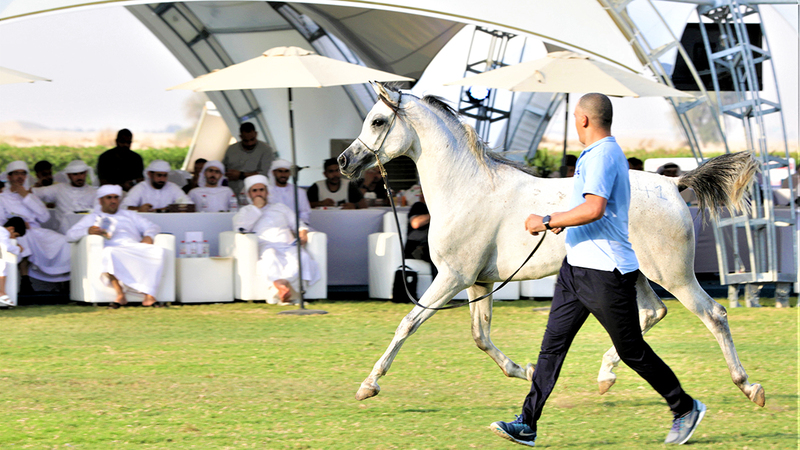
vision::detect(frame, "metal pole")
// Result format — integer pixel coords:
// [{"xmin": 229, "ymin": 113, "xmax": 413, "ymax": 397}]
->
[{"xmin": 279, "ymin": 87, "xmax": 327, "ymax": 316}]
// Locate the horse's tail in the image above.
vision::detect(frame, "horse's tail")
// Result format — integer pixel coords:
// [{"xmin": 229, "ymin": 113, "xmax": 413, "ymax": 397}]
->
[{"xmin": 677, "ymin": 151, "xmax": 758, "ymax": 222}]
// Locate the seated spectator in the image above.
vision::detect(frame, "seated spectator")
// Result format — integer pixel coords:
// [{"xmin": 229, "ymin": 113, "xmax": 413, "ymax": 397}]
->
[
  {"xmin": 97, "ymin": 129, "xmax": 145, "ymax": 191},
  {"xmin": 657, "ymin": 162, "xmax": 681, "ymax": 177},
  {"xmin": 223, "ymin": 123, "xmax": 276, "ymax": 198},
  {"xmin": 33, "ymin": 160, "xmax": 98, "ymax": 234},
  {"xmin": 357, "ymin": 166, "xmax": 389, "ymax": 205},
  {"xmin": 121, "ymin": 160, "xmax": 192, "ymax": 212},
  {"xmin": 627, "ymin": 157, "xmax": 644, "ymax": 171},
  {"xmin": 269, "ymin": 159, "xmax": 311, "ymax": 225},
  {"xmin": 0, "ymin": 161, "xmax": 71, "ymax": 289},
  {"xmin": 0, "ymin": 217, "xmax": 24, "ymax": 307},
  {"xmin": 33, "ymin": 160, "xmax": 54, "ymax": 187},
  {"xmin": 183, "ymin": 158, "xmax": 208, "ymax": 194},
  {"xmin": 404, "ymin": 192, "xmax": 437, "ymax": 279},
  {"xmin": 66, "ymin": 185, "xmax": 166, "ymax": 308},
  {"xmin": 307, "ymin": 158, "xmax": 366, "ymax": 209},
  {"xmin": 561, "ymin": 154, "xmax": 577, "ymax": 178},
  {"xmin": 233, "ymin": 175, "xmax": 320, "ymax": 305},
  {"xmin": 188, "ymin": 160, "xmax": 236, "ymax": 212}
]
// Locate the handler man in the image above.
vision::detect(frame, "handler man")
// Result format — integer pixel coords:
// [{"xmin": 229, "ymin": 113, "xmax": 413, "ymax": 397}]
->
[{"xmin": 490, "ymin": 93, "xmax": 705, "ymax": 447}]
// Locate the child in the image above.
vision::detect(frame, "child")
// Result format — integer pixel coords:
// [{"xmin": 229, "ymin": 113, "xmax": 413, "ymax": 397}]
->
[{"xmin": 0, "ymin": 217, "xmax": 26, "ymax": 307}]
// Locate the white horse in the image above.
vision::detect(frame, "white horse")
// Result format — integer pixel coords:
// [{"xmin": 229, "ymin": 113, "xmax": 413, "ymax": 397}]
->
[{"xmin": 339, "ymin": 82, "xmax": 764, "ymax": 408}]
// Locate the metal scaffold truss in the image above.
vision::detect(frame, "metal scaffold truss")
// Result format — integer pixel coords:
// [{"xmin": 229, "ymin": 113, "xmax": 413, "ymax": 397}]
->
[{"xmin": 695, "ymin": 0, "xmax": 796, "ymax": 288}]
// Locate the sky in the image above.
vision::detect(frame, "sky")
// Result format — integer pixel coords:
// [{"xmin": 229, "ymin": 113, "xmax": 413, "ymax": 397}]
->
[{"xmin": 0, "ymin": 4, "xmax": 797, "ymax": 151}]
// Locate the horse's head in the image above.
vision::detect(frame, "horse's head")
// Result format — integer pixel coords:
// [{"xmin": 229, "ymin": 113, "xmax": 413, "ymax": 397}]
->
[{"xmin": 339, "ymin": 82, "xmax": 414, "ymax": 179}]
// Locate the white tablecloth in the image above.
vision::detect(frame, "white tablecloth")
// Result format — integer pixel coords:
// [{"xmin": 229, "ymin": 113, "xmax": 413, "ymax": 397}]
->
[
  {"xmin": 64, "ymin": 212, "xmax": 236, "ymax": 257},
  {"xmin": 65, "ymin": 208, "xmax": 397, "ymax": 287},
  {"xmin": 691, "ymin": 207, "xmax": 796, "ymax": 275},
  {"xmin": 309, "ymin": 208, "xmax": 388, "ymax": 285}
]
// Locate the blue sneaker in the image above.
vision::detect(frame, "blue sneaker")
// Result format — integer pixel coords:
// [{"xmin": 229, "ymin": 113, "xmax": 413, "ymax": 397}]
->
[
  {"xmin": 665, "ymin": 399, "xmax": 707, "ymax": 445},
  {"xmin": 490, "ymin": 415, "xmax": 537, "ymax": 447}
]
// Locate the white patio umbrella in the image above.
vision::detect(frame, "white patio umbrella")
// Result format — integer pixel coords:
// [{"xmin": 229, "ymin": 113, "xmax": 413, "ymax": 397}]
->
[
  {"xmin": 0, "ymin": 66, "xmax": 50, "ymax": 85},
  {"xmin": 445, "ymin": 51, "xmax": 692, "ymax": 98},
  {"xmin": 445, "ymin": 51, "xmax": 693, "ymax": 169},
  {"xmin": 169, "ymin": 46, "xmax": 414, "ymax": 314}
]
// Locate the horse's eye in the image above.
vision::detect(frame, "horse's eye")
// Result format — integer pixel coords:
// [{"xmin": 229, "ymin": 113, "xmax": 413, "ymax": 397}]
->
[{"xmin": 372, "ymin": 118, "xmax": 386, "ymax": 128}]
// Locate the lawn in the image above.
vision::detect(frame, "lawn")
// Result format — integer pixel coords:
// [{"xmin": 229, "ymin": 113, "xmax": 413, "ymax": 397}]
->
[{"xmin": 0, "ymin": 299, "xmax": 796, "ymax": 449}]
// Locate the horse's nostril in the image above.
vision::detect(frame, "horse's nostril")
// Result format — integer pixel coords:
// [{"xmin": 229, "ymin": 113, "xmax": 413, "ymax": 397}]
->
[{"xmin": 338, "ymin": 154, "xmax": 348, "ymax": 169}]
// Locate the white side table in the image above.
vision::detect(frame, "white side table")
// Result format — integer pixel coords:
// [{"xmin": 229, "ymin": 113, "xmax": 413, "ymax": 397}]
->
[{"xmin": 176, "ymin": 257, "xmax": 234, "ymax": 303}]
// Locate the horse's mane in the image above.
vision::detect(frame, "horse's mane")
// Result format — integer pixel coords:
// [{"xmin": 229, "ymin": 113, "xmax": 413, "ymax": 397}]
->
[{"xmin": 418, "ymin": 94, "xmax": 537, "ymax": 177}]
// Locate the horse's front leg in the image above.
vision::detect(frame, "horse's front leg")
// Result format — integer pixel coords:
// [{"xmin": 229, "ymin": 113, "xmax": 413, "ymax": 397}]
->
[
  {"xmin": 598, "ymin": 273, "xmax": 667, "ymax": 394},
  {"xmin": 469, "ymin": 282, "xmax": 534, "ymax": 381},
  {"xmin": 356, "ymin": 273, "xmax": 466, "ymax": 401}
]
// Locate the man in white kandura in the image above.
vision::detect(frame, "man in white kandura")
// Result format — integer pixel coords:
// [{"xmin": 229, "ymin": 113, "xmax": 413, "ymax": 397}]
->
[
  {"xmin": 66, "ymin": 185, "xmax": 166, "ymax": 308},
  {"xmin": 187, "ymin": 160, "xmax": 237, "ymax": 212},
  {"xmin": 121, "ymin": 160, "xmax": 192, "ymax": 212},
  {"xmin": 0, "ymin": 161, "xmax": 71, "ymax": 285},
  {"xmin": 269, "ymin": 159, "xmax": 311, "ymax": 225},
  {"xmin": 233, "ymin": 175, "xmax": 320, "ymax": 305},
  {"xmin": 33, "ymin": 160, "xmax": 98, "ymax": 234}
]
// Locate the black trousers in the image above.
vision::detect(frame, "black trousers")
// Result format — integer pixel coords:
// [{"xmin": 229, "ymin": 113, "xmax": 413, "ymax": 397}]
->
[{"xmin": 521, "ymin": 258, "xmax": 693, "ymax": 429}]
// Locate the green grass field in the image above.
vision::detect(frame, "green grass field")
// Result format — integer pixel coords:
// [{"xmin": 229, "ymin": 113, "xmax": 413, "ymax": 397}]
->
[{"xmin": 1, "ymin": 299, "xmax": 797, "ymax": 449}]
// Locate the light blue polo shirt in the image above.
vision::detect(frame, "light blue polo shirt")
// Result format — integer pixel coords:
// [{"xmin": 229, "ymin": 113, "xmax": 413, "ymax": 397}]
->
[{"xmin": 564, "ymin": 136, "xmax": 638, "ymax": 274}]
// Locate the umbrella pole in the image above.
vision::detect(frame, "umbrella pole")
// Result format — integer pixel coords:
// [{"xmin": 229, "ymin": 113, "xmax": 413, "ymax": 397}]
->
[
  {"xmin": 561, "ymin": 93, "xmax": 569, "ymax": 177},
  {"xmin": 279, "ymin": 87, "xmax": 327, "ymax": 316}
]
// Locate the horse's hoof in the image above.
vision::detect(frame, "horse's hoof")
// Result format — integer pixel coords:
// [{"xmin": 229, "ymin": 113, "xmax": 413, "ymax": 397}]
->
[
  {"xmin": 525, "ymin": 363, "xmax": 535, "ymax": 382},
  {"xmin": 748, "ymin": 383, "xmax": 765, "ymax": 407},
  {"xmin": 598, "ymin": 379, "xmax": 615, "ymax": 395},
  {"xmin": 355, "ymin": 383, "xmax": 380, "ymax": 401}
]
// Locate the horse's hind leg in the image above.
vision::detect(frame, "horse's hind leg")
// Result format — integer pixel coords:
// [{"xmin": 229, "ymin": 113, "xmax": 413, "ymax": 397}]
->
[
  {"xmin": 356, "ymin": 273, "xmax": 465, "ymax": 401},
  {"xmin": 598, "ymin": 273, "xmax": 667, "ymax": 394},
  {"xmin": 668, "ymin": 279, "xmax": 765, "ymax": 406},
  {"xmin": 469, "ymin": 283, "xmax": 534, "ymax": 382}
]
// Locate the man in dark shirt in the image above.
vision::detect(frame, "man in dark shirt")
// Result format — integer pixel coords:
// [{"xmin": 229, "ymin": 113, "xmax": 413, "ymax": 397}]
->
[
  {"xmin": 404, "ymin": 193, "xmax": 436, "ymax": 278},
  {"xmin": 307, "ymin": 158, "xmax": 366, "ymax": 209},
  {"xmin": 97, "ymin": 129, "xmax": 144, "ymax": 191}
]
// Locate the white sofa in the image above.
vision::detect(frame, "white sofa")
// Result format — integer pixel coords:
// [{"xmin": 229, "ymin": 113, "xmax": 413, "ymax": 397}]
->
[
  {"xmin": 218, "ymin": 231, "xmax": 327, "ymax": 301},
  {"xmin": 369, "ymin": 212, "xmax": 521, "ymax": 300},
  {"xmin": 1, "ymin": 239, "xmax": 19, "ymax": 307},
  {"xmin": 69, "ymin": 234, "xmax": 176, "ymax": 304}
]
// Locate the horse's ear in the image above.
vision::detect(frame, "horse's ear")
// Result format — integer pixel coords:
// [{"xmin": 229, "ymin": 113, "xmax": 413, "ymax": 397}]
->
[{"xmin": 370, "ymin": 81, "xmax": 388, "ymax": 98}]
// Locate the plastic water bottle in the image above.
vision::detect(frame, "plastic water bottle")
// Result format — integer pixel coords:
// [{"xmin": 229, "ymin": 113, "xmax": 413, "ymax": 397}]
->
[
  {"xmin": 179, "ymin": 241, "xmax": 187, "ymax": 258},
  {"xmin": 229, "ymin": 194, "xmax": 239, "ymax": 212},
  {"xmin": 200, "ymin": 194, "xmax": 208, "ymax": 212},
  {"xmin": 189, "ymin": 240, "xmax": 198, "ymax": 258},
  {"xmin": 202, "ymin": 240, "xmax": 210, "ymax": 258}
]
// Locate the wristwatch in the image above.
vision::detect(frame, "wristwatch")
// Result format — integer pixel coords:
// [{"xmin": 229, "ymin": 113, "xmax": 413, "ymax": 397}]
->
[{"xmin": 542, "ymin": 215, "xmax": 553, "ymax": 230}]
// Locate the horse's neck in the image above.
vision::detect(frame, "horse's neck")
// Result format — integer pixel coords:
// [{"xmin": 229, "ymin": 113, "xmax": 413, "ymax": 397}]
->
[{"xmin": 406, "ymin": 101, "xmax": 489, "ymax": 206}]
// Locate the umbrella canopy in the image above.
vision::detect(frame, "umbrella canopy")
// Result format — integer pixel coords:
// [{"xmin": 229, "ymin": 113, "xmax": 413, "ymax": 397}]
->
[
  {"xmin": 168, "ymin": 46, "xmax": 413, "ymax": 92},
  {"xmin": 445, "ymin": 51, "xmax": 691, "ymax": 98},
  {"xmin": 0, "ymin": 66, "xmax": 50, "ymax": 85}
]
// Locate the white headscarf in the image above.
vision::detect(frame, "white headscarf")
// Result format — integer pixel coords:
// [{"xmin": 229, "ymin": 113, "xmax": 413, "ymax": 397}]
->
[
  {"xmin": 61, "ymin": 159, "xmax": 99, "ymax": 187},
  {"xmin": 198, "ymin": 160, "xmax": 226, "ymax": 187},
  {"xmin": 242, "ymin": 174, "xmax": 269, "ymax": 205},
  {"xmin": 96, "ymin": 184, "xmax": 123, "ymax": 199},
  {"xmin": 269, "ymin": 159, "xmax": 292, "ymax": 187},
  {"xmin": 94, "ymin": 184, "xmax": 123, "ymax": 212},
  {"xmin": 144, "ymin": 160, "xmax": 171, "ymax": 178},
  {"xmin": 4, "ymin": 160, "xmax": 31, "ymax": 189}
]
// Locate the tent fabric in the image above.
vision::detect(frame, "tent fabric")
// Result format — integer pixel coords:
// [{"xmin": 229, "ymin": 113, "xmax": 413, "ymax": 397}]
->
[{"xmin": 0, "ymin": 0, "xmax": 642, "ymax": 72}]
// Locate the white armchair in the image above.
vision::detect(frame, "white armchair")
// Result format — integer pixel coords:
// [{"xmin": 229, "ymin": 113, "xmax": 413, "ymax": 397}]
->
[
  {"xmin": 369, "ymin": 212, "xmax": 521, "ymax": 300},
  {"xmin": 1, "ymin": 240, "xmax": 20, "ymax": 307},
  {"xmin": 218, "ymin": 231, "xmax": 327, "ymax": 301},
  {"xmin": 69, "ymin": 234, "xmax": 176, "ymax": 304}
]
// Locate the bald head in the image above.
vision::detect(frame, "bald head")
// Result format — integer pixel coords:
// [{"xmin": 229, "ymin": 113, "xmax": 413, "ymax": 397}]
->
[{"xmin": 577, "ymin": 93, "xmax": 613, "ymax": 131}]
